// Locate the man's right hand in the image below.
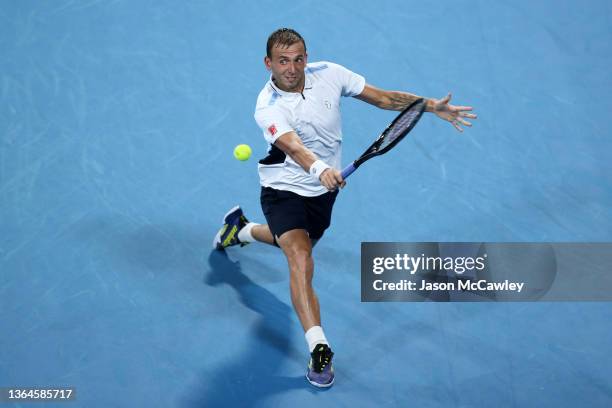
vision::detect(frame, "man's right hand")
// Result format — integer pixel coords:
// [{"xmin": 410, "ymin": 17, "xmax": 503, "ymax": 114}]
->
[{"xmin": 320, "ymin": 168, "xmax": 346, "ymax": 191}]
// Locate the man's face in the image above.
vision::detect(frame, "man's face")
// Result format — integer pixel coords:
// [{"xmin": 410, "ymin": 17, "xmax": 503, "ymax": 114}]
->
[{"xmin": 264, "ymin": 41, "xmax": 307, "ymax": 93}]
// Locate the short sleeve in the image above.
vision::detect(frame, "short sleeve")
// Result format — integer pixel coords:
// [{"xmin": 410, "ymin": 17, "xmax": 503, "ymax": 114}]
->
[
  {"xmin": 254, "ymin": 104, "xmax": 294, "ymax": 144},
  {"xmin": 329, "ymin": 62, "xmax": 366, "ymax": 97}
]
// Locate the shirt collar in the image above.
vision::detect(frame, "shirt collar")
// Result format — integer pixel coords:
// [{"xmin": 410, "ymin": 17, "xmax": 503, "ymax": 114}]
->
[{"xmin": 268, "ymin": 70, "xmax": 313, "ymax": 97}]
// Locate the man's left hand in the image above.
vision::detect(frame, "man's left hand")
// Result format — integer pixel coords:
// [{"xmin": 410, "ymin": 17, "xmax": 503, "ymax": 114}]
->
[{"xmin": 430, "ymin": 93, "xmax": 477, "ymax": 132}]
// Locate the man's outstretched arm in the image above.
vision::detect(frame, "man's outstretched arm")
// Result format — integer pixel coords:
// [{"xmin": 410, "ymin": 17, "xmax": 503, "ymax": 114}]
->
[{"xmin": 355, "ymin": 84, "xmax": 477, "ymax": 132}]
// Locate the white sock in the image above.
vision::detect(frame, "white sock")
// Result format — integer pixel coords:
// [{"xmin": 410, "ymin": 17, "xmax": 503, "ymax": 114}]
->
[
  {"xmin": 237, "ymin": 222, "xmax": 258, "ymax": 243},
  {"xmin": 305, "ymin": 325, "xmax": 329, "ymax": 353}
]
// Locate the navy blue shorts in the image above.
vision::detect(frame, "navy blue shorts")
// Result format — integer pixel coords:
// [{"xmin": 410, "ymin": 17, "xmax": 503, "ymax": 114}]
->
[{"xmin": 260, "ymin": 187, "xmax": 339, "ymax": 244}]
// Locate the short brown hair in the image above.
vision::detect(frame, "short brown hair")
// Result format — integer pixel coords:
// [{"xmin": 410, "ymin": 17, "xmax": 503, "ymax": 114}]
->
[{"xmin": 266, "ymin": 28, "xmax": 306, "ymax": 58}]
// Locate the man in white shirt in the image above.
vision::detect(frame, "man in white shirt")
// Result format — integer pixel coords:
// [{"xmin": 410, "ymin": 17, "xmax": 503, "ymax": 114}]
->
[{"xmin": 213, "ymin": 28, "xmax": 477, "ymax": 388}]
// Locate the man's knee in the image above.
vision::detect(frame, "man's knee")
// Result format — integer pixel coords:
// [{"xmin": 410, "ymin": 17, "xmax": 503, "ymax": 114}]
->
[
  {"xmin": 278, "ymin": 229, "xmax": 311, "ymax": 250},
  {"xmin": 292, "ymin": 247, "xmax": 313, "ymax": 266},
  {"xmin": 277, "ymin": 230, "xmax": 314, "ymax": 272},
  {"xmin": 283, "ymin": 244, "xmax": 312, "ymax": 270}
]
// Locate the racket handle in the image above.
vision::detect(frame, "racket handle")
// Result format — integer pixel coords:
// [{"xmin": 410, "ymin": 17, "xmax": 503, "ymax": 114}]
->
[{"xmin": 341, "ymin": 162, "xmax": 357, "ymax": 180}]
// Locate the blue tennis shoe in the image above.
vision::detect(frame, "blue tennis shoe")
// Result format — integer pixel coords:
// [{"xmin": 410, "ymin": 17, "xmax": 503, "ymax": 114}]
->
[
  {"xmin": 306, "ymin": 344, "xmax": 335, "ymax": 388},
  {"xmin": 212, "ymin": 205, "xmax": 250, "ymax": 250}
]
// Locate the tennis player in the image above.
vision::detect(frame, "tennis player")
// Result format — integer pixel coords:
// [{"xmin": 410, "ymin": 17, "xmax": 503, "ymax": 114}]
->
[{"xmin": 213, "ymin": 28, "xmax": 477, "ymax": 388}]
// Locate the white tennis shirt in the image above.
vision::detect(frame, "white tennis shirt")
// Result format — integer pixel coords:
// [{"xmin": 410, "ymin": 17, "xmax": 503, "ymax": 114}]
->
[{"xmin": 254, "ymin": 61, "xmax": 366, "ymax": 197}]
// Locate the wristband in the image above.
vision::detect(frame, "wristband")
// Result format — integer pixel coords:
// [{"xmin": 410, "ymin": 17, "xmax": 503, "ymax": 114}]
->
[{"xmin": 309, "ymin": 159, "xmax": 331, "ymax": 180}]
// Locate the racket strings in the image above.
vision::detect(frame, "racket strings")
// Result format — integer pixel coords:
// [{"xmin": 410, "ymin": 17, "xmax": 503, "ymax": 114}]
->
[{"xmin": 378, "ymin": 108, "xmax": 422, "ymax": 150}]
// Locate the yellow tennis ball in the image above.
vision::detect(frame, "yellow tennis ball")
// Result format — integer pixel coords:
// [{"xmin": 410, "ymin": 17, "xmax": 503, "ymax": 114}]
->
[{"xmin": 233, "ymin": 144, "xmax": 252, "ymax": 161}]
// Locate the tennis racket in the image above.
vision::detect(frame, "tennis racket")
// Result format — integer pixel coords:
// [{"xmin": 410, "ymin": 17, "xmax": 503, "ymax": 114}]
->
[{"xmin": 341, "ymin": 98, "xmax": 426, "ymax": 179}]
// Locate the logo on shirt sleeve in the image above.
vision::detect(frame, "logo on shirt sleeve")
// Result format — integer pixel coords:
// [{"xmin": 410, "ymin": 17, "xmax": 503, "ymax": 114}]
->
[{"xmin": 268, "ymin": 124, "xmax": 277, "ymax": 136}]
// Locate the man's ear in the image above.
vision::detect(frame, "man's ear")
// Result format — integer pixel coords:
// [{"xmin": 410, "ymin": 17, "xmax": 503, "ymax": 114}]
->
[{"xmin": 264, "ymin": 56, "xmax": 272, "ymax": 71}]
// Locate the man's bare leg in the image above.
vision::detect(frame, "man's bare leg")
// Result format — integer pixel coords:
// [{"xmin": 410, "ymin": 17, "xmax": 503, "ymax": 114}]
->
[
  {"xmin": 276, "ymin": 229, "xmax": 320, "ymax": 331},
  {"xmin": 250, "ymin": 224, "xmax": 276, "ymax": 246},
  {"xmin": 251, "ymin": 224, "xmax": 319, "ymax": 248}
]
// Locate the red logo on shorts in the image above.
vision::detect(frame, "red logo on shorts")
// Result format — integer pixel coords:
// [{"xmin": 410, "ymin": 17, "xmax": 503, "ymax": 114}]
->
[{"xmin": 268, "ymin": 124, "xmax": 277, "ymax": 136}]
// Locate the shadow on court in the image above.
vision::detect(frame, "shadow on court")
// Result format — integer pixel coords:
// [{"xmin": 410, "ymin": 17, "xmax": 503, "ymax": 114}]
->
[
  {"xmin": 70, "ymin": 219, "xmax": 317, "ymax": 406},
  {"xmin": 181, "ymin": 250, "xmax": 312, "ymax": 407}
]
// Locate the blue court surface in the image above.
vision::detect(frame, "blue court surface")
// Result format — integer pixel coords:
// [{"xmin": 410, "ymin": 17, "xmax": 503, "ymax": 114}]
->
[{"xmin": 2, "ymin": 1, "xmax": 612, "ymax": 407}]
